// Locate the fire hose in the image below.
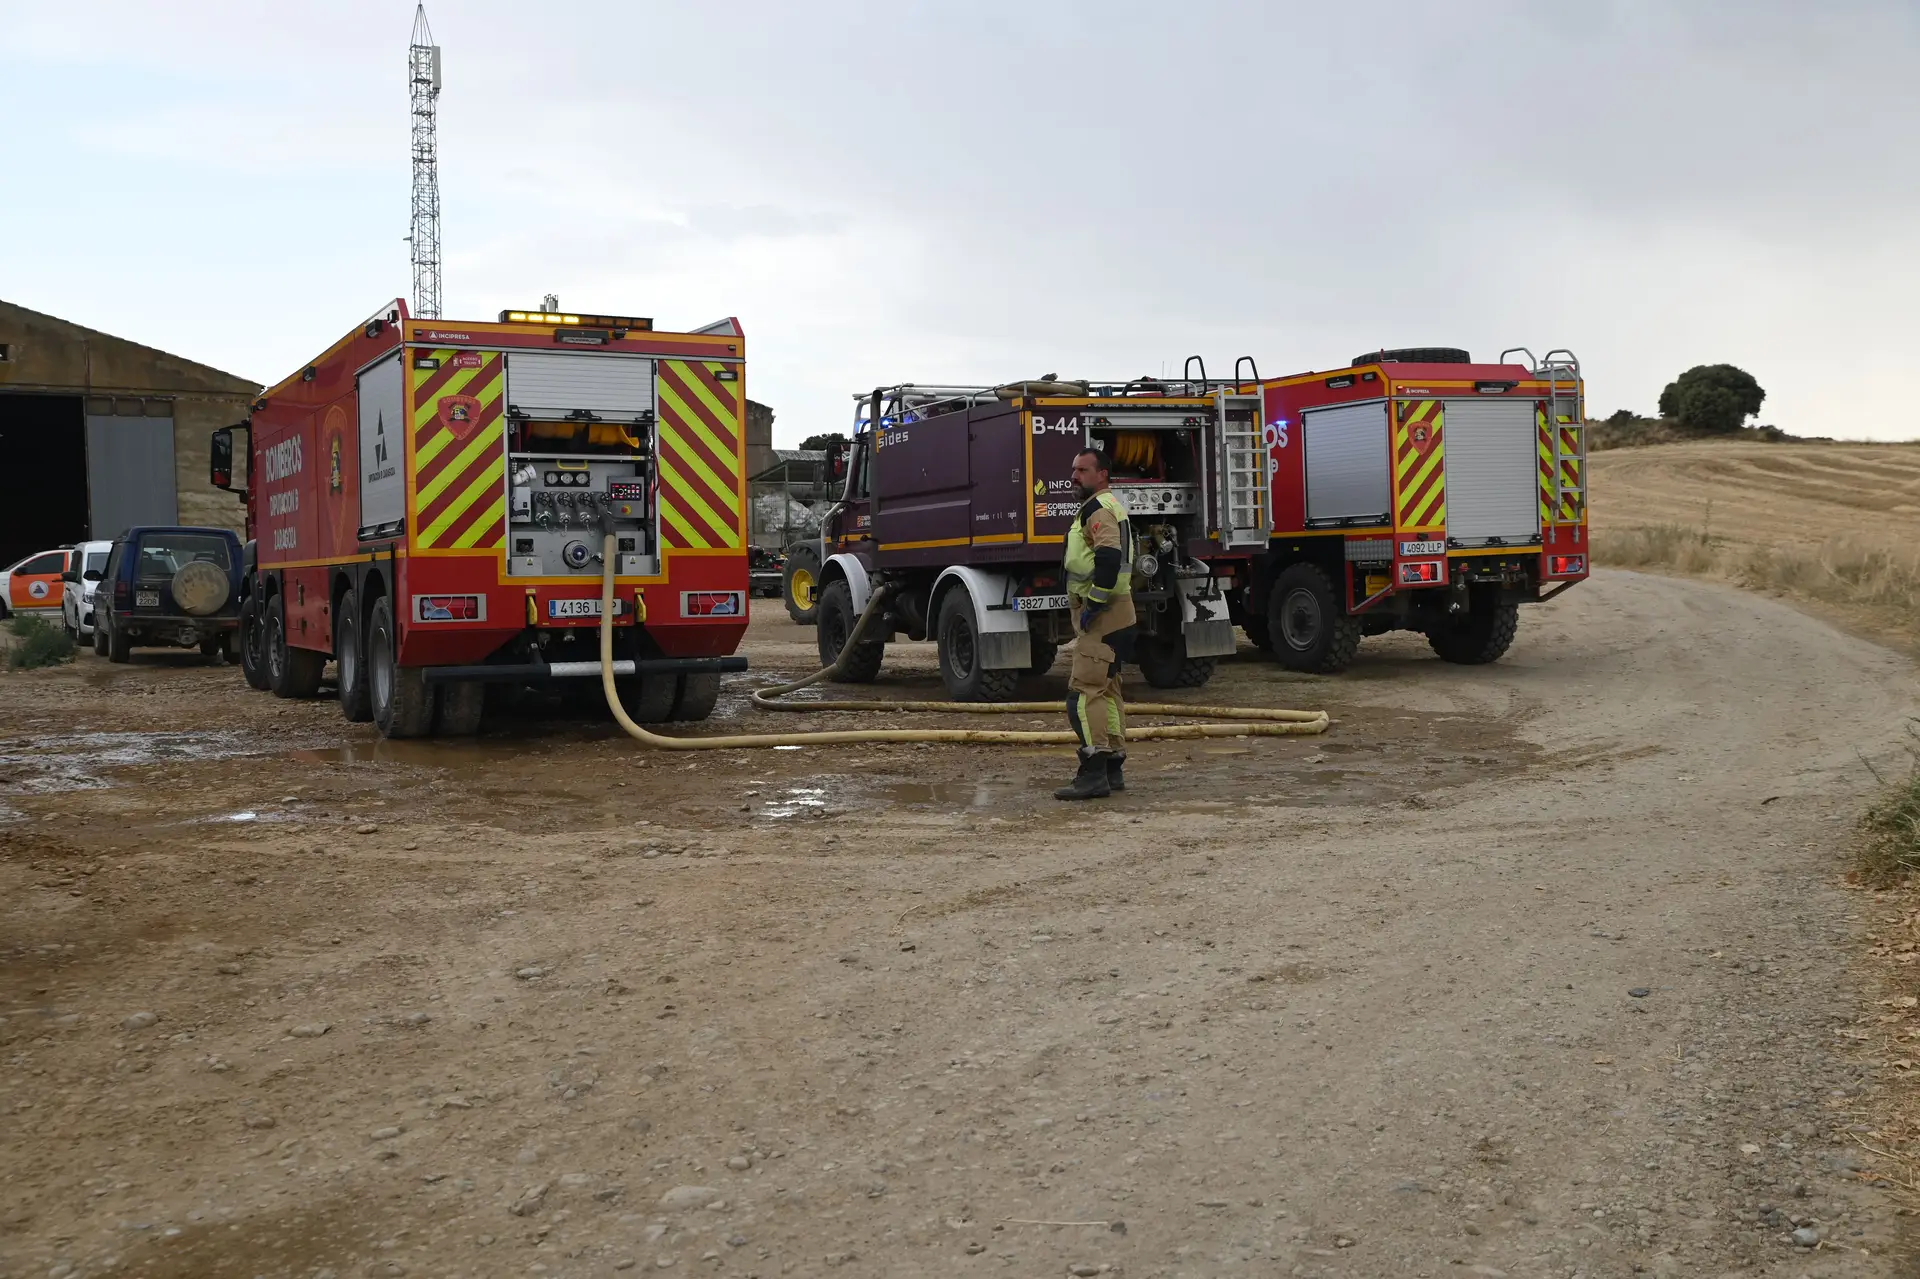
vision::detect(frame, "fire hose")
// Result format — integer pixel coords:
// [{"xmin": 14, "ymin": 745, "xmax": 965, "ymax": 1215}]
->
[{"xmin": 597, "ymin": 532, "xmax": 1329, "ymax": 750}]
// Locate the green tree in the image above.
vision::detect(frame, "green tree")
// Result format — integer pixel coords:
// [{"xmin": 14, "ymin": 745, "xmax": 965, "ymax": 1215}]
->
[
  {"xmin": 799, "ymin": 432, "xmax": 848, "ymax": 451},
  {"xmin": 1656, "ymin": 365, "xmax": 1765, "ymax": 433}
]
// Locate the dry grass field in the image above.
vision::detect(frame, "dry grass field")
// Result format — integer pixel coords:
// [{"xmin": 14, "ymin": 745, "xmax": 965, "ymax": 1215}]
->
[{"xmin": 1589, "ymin": 441, "xmax": 1920, "ymax": 647}]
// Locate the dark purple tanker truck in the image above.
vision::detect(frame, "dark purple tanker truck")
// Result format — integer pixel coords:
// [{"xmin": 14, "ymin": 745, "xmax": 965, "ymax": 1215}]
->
[{"xmin": 779, "ymin": 374, "xmax": 1271, "ymax": 700}]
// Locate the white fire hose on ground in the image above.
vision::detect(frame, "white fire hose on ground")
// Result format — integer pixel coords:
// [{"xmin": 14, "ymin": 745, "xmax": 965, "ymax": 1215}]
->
[{"xmin": 597, "ymin": 532, "xmax": 1329, "ymax": 750}]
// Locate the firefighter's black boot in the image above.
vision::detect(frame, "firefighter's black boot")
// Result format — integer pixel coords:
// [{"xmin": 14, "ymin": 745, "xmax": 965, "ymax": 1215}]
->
[
  {"xmin": 1105, "ymin": 750, "xmax": 1126, "ymax": 792},
  {"xmin": 1053, "ymin": 749, "xmax": 1112, "ymax": 801}
]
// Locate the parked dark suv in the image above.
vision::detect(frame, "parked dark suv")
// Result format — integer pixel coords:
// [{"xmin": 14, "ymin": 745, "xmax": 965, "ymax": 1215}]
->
[{"xmin": 93, "ymin": 527, "xmax": 245, "ymax": 664}]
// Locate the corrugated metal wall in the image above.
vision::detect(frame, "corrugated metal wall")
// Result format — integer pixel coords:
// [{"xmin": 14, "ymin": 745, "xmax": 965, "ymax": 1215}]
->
[{"xmin": 85, "ymin": 400, "xmax": 179, "ymax": 537}]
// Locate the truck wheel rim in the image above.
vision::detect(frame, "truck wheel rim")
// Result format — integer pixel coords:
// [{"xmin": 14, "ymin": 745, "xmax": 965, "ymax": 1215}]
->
[
  {"xmin": 948, "ymin": 620, "xmax": 975, "ymax": 678},
  {"xmin": 1281, "ymin": 588, "xmax": 1322, "ymax": 651},
  {"xmin": 791, "ymin": 569, "xmax": 814, "ymax": 609}
]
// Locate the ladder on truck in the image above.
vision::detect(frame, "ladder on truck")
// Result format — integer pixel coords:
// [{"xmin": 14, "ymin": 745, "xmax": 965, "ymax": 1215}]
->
[
  {"xmin": 1214, "ymin": 390, "xmax": 1268, "ymax": 547},
  {"xmin": 1540, "ymin": 350, "xmax": 1586, "ymax": 529}
]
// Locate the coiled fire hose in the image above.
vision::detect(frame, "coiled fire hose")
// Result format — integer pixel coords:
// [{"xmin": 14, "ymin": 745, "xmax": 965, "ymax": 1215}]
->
[{"xmin": 597, "ymin": 532, "xmax": 1330, "ymax": 750}]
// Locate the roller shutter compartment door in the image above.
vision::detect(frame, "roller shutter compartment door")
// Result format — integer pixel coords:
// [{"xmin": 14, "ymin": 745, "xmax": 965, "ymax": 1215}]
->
[
  {"xmin": 506, "ymin": 351, "xmax": 655, "ymax": 418},
  {"xmin": 86, "ymin": 410, "xmax": 178, "ymax": 537},
  {"xmin": 1302, "ymin": 400, "xmax": 1391, "ymax": 524},
  {"xmin": 1442, "ymin": 398, "xmax": 1540, "ymax": 544}
]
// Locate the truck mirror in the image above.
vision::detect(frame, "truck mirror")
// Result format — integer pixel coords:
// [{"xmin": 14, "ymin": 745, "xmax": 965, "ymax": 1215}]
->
[
  {"xmin": 83, "ymin": 569, "xmax": 102, "ymax": 581},
  {"xmin": 210, "ymin": 428, "xmax": 233, "ymax": 490},
  {"xmin": 210, "ymin": 424, "xmax": 247, "ymax": 497}
]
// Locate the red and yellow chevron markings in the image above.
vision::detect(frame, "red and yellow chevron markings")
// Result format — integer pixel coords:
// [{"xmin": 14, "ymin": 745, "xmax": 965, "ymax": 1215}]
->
[
  {"xmin": 1537, "ymin": 407, "xmax": 1585, "ymax": 523},
  {"xmin": 412, "ymin": 350, "xmax": 507, "ymax": 551},
  {"xmin": 1394, "ymin": 399, "xmax": 1446, "ymax": 531},
  {"xmin": 655, "ymin": 360, "xmax": 744, "ymax": 550}
]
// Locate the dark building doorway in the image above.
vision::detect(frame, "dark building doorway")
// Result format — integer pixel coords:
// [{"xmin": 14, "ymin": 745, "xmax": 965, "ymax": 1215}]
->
[{"xmin": 0, "ymin": 393, "xmax": 87, "ymax": 568}]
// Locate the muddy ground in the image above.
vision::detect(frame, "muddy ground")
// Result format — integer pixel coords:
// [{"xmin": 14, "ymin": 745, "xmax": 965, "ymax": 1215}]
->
[{"xmin": 3, "ymin": 572, "xmax": 1917, "ymax": 1279}]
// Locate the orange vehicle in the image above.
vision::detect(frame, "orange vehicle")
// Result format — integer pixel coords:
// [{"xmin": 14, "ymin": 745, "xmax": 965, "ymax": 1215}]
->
[
  {"xmin": 211, "ymin": 300, "xmax": 751, "ymax": 738},
  {"xmin": 1, "ymin": 546, "xmax": 74, "ymax": 620}
]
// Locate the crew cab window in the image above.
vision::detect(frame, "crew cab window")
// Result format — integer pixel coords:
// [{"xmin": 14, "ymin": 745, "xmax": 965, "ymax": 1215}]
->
[
  {"xmin": 134, "ymin": 534, "xmax": 231, "ymax": 579},
  {"xmin": 16, "ymin": 552, "xmax": 64, "ymax": 576}
]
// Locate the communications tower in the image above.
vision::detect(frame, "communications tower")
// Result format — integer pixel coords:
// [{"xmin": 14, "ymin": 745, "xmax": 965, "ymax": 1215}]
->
[{"xmin": 408, "ymin": 5, "xmax": 443, "ymax": 319}]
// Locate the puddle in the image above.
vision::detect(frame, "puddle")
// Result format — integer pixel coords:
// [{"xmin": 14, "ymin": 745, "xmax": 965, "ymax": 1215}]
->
[
  {"xmin": 761, "ymin": 786, "xmax": 828, "ymax": 819},
  {"xmin": 191, "ymin": 809, "xmax": 298, "ymax": 825},
  {"xmin": 0, "ymin": 730, "xmax": 269, "ymax": 797},
  {"xmin": 884, "ymin": 780, "xmax": 1026, "ymax": 809}
]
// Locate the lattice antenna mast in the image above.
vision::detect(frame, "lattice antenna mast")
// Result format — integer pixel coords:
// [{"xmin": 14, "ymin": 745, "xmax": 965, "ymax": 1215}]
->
[{"xmin": 408, "ymin": 5, "xmax": 443, "ymax": 319}]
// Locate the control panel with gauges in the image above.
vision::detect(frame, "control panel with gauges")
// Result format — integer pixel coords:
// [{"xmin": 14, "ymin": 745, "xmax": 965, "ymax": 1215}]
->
[{"xmin": 504, "ymin": 352, "xmax": 659, "ymax": 579}]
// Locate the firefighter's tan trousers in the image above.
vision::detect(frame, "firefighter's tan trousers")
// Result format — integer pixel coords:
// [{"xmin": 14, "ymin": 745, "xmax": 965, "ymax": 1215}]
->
[{"xmin": 1067, "ymin": 594, "xmax": 1137, "ymax": 753}]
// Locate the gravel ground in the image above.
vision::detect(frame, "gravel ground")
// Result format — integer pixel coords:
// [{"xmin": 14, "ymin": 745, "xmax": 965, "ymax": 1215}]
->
[{"xmin": 1, "ymin": 570, "xmax": 1916, "ymax": 1278}]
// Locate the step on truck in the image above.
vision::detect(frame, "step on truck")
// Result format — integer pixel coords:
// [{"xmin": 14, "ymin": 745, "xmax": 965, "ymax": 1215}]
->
[
  {"xmin": 786, "ymin": 369, "xmax": 1271, "ymax": 699},
  {"xmin": 1237, "ymin": 346, "xmax": 1589, "ymax": 672},
  {"xmin": 209, "ymin": 300, "xmax": 751, "ymax": 738}
]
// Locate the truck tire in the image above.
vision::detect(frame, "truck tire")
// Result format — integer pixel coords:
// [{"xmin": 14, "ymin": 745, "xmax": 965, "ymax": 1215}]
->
[
  {"xmin": 1351, "ymin": 347, "xmax": 1472, "ymax": 366},
  {"xmin": 1243, "ymin": 613, "xmax": 1272, "ymax": 651},
  {"xmin": 935, "ymin": 590, "xmax": 1019, "ymax": 702},
  {"xmin": 266, "ymin": 594, "xmax": 325, "ymax": 698},
  {"xmin": 614, "ymin": 675, "xmax": 678, "ymax": 723},
  {"xmin": 335, "ymin": 589, "xmax": 372, "ymax": 722},
  {"xmin": 1428, "ymin": 602, "xmax": 1520, "ymax": 665},
  {"xmin": 368, "ymin": 594, "xmax": 437, "ymax": 738},
  {"xmin": 670, "ymin": 672, "xmax": 722, "ymax": 722},
  {"xmin": 817, "ymin": 579, "xmax": 883, "ymax": 684},
  {"xmin": 92, "ymin": 617, "xmax": 109, "ymax": 657},
  {"xmin": 783, "ymin": 545, "xmax": 821, "ymax": 625},
  {"xmin": 1135, "ymin": 633, "xmax": 1217, "ymax": 689},
  {"xmin": 106, "ymin": 615, "xmax": 131, "ymax": 664},
  {"xmin": 1266, "ymin": 563, "xmax": 1362, "ymax": 674},
  {"xmin": 238, "ymin": 596, "xmax": 271, "ymax": 691},
  {"xmin": 436, "ymin": 680, "xmax": 486, "ymax": 735},
  {"xmin": 1027, "ymin": 636, "xmax": 1059, "ymax": 678}
]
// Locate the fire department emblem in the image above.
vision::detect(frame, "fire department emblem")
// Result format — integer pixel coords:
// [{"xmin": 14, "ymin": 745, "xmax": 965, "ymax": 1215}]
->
[
  {"xmin": 329, "ymin": 436, "xmax": 343, "ymax": 493},
  {"xmin": 1412, "ymin": 425, "xmax": 1429, "ymax": 446},
  {"xmin": 436, "ymin": 393, "xmax": 483, "ymax": 440}
]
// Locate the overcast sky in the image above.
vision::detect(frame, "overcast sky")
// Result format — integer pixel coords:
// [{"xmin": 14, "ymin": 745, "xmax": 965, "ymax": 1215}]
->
[{"xmin": 3, "ymin": 1, "xmax": 1914, "ymax": 443}]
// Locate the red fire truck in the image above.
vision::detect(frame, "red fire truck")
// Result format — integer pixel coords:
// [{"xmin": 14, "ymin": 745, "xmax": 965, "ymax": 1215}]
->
[
  {"xmin": 210, "ymin": 301, "xmax": 751, "ymax": 738},
  {"xmin": 1235, "ymin": 346, "xmax": 1589, "ymax": 672}
]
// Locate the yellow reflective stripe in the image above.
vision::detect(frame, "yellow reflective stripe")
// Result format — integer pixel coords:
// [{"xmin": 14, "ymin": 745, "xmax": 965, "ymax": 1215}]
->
[
  {"xmin": 412, "ymin": 376, "xmax": 503, "ymax": 470},
  {"xmin": 450, "ymin": 499, "xmax": 506, "ymax": 549},
  {"xmin": 419, "ymin": 457, "xmax": 504, "ymax": 545},
  {"xmin": 1401, "ymin": 447, "xmax": 1443, "ymax": 500},
  {"xmin": 678, "ymin": 362, "xmax": 740, "ymax": 432},
  {"xmin": 416, "ymin": 428, "xmax": 501, "ymax": 509},
  {"xmin": 658, "ymin": 457, "xmax": 738, "ymax": 547},
  {"xmin": 659, "ymin": 501, "xmax": 712, "ymax": 550},
  {"xmin": 657, "ymin": 379, "xmax": 741, "ymax": 472}
]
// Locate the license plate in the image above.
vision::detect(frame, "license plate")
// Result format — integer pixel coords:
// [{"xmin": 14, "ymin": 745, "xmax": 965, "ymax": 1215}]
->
[
  {"xmin": 547, "ymin": 598, "xmax": 628, "ymax": 619},
  {"xmin": 136, "ymin": 590, "xmax": 160, "ymax": 608},
  {"xmin": 1400, "ymin": 540, "xmax": 1445, "ymax": 557},
  {"xmin": 1013, "ymin": 593, "xmax": 1069, "ymax": 612}
]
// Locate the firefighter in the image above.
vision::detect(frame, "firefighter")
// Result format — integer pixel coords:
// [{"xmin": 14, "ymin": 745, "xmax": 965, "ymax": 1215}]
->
[{"xmin": 1055, "ymin": 446, "xmax": 1135, "ymax": 800}]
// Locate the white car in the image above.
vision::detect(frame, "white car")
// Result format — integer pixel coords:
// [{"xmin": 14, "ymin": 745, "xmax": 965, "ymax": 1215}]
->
[{"xmin": 61, "ymin": 540, "xmax": 114, "ymax": 640}]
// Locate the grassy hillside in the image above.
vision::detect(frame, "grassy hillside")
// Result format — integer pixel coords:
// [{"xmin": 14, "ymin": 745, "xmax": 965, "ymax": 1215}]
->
[{"xmin": 1588, "ymin": 441, "xmax": 1920, "ymax": 646}]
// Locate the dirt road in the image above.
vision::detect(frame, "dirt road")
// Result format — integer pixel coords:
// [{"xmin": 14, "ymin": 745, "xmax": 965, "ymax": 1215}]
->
[{"xmin": 3, "ymin": 571, "xmax": 1916, "ymax": 1278}]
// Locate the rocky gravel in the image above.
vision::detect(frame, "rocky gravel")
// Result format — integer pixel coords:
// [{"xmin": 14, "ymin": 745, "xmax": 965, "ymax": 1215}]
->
[{"xmin": 1, "ymin": 574, "xmax": 1917, "ymax": 1277}]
